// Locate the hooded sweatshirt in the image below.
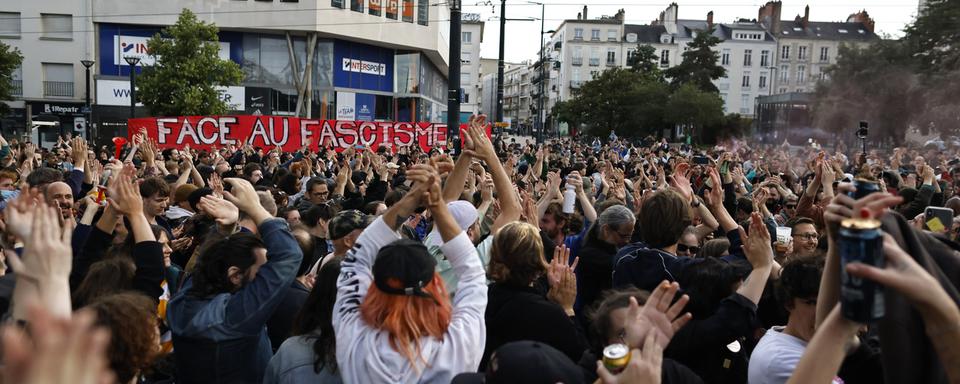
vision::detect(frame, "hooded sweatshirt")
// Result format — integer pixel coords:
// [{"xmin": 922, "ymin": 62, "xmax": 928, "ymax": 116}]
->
[{"xmin": 333, "ymin": 217, "xmax": 487, "ymax": 383}]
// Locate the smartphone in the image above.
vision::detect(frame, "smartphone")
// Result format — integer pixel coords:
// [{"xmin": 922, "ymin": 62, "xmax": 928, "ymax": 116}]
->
[
  {"xmin": 693, "ymin": 156, "xmax": 709, "ymax": 165},
  {"xmin": 924, "ymin": 207, "xmax": 953, "ymax": 233}
]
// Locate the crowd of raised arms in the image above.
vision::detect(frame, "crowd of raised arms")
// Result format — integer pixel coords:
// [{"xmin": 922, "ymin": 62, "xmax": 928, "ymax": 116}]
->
[{"xmin": 1, "ymin": 114, "xmax": 960, "ymax": 384}]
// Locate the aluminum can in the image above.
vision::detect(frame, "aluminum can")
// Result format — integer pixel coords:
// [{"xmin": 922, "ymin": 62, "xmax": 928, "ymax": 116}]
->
[
  {"xmin": 839, "ymin": 218, "xmax": 885, "ymax": 322},
  {"xmin": 602, "ymin": 343, "xmax": 631, "ymax": 374}
]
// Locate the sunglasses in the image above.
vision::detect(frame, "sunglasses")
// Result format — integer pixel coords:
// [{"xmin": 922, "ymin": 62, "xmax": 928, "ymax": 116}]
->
[{"xmin": 677, "ymin": 244, "xmax": 700, "ymax": 254}]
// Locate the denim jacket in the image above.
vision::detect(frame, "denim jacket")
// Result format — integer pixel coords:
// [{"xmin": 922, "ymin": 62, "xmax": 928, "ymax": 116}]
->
[{"xmin": 167, "ymin": 218, "xmax": 303, "ymax": 384}]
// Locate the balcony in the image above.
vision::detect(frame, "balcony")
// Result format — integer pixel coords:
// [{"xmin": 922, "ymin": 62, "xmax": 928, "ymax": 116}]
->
[
  {"xmin": 43, "ymin": 81, "xmax": 74, "ymax": 98},
  {"xmin": 10, "ymin": 80, "xmax": 21, "ymax": 96},
  {"xmin": 605, "ymin": 59, "xmax": 617, "ymax": 67},
  {"xmin": 570, "ymin": 80, "xmax": 584, "ymax": 89},
  {"xmin": 589, "ymin": 58, "xmax": 600, "ymax": 67},
  {"xmin": 572, "ymin": 57, "xmax": 583, "ymax": 66}
]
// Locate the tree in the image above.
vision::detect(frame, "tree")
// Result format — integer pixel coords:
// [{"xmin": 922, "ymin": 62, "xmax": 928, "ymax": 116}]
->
[
  {"xmin": 0, "ymin": 41, "xmax": 23, "ymax": 116},
  {"xmin": 138, "ymin": 9, "xmax": 243, "ymax": 116},
  {"xmin": 561, "ymin": 68, "xmax": 670, "ymax": 138},
  {"xmin": 628, "ymin": 44, "xmax": 664, "ymax": 82},
  {"xmin": 665, "ymin": 28, "xmax": 726, "ymax": 93},
  {"xmin": 664, "ymin": 83, "xmax": 724, "ymax": 143}
]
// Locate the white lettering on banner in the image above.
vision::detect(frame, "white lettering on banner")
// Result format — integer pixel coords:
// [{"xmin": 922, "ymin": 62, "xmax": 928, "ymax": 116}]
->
[
  {"xmin": 43, "ymin": 104, "xmax": 80, "ymax": 114},
  {"xmin": 114, "ymin": 35, "xmax": 230, "ymax": 67},
  {"xmin": 340, "ymin": 58, "xmax": 387, "ymax": 76},
  {"xmin": 96, "ymin": 80, "xmax": 244, "ymax": 110}
]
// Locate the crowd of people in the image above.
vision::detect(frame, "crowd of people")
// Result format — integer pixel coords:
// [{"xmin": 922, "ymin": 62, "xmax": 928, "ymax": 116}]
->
[{"xmin": 0, "ymin": 116, "xmax": 959, "ymax": 384}]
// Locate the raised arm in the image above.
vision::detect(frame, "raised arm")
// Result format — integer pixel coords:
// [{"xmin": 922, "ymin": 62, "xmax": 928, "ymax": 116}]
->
[
  {"xmin": 443, "ymin": 115, "xmax": 484, "ymax": 202},
  {"xmin": 705, "ymin": 168, "xmax": 738, "ymax": 233},
  {"xmin": 6, "ymin": 199, "xmax": 73, "ymax": 321},
  {"xmin": 787, "ymin": 305, "xmax": 861, "ymax": 384},
  {"xmin": 737, "ymin": 213, "xmax": 774, "ymax": 305},
  {"xmin": 567, "ymin": 171, "xmax": 597, "ymax": 223},
  {"xmin": 465, "ymin": 124, "xmax": 520, "ymax": 234}
]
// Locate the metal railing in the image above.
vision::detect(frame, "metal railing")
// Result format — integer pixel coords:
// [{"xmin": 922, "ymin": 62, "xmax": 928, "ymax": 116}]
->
[
  {"xmin": 570, "ymin": 80, "xmax": 584, "ymax": 88},
  {"xmin": 589, "ymin": 58, "xmax": 600, "ymax": 66},
  {"xmin": 10, "ymin": 80, "xmax": 21, "ymax": 96},
  {"xmin": 43, "ymin": 81, "xmax": 74, "ymax": 97},
  {"xmin": 572, "ymin": 57, "xmax": 583, "ymax": 66}
]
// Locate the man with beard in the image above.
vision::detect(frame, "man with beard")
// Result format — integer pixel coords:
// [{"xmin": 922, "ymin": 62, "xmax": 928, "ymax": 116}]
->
[{"xmin": 45, "ymin": 181, "xmax": 74, "ymax": 221}]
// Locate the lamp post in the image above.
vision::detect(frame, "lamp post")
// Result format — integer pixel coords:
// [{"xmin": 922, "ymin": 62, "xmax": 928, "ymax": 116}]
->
[
  {"xmin": 123, "ymin": 56, "xmax": 141, "ymax": 120},
  {"xmin": 80, "ymin": 59, "xmax": 95, "ymax": 140},
  {"xmin": 527, "ymin": 1, "xmax": 553, "ymax": 145},
  {"xmin": 447, "ymin": 0, "xmax": 462, "ymax": 155}
]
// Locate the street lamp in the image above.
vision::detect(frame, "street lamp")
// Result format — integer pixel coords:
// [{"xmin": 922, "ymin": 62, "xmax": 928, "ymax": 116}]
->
[
  {"xmin": 528, "ymin": 1, "xmax": 551, "ymax": 144},
  {"xmin": 80, "ymin": 59, "xmax": 95, "ymax": 140},
  {"xmin": 123, "ymin": 56, "xmax": 141, "ymax": 120}
]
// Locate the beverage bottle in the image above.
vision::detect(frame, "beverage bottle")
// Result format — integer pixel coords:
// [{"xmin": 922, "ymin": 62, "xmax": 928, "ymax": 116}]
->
[{"xmin": 563, "ymin": 183, "xmax": 576, "ymax": 214}]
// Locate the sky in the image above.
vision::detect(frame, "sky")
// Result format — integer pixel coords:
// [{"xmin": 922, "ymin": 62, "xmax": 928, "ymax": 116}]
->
[{"xmin": 467, "ymin": 0, "xmax": 921, "ymax": 63}]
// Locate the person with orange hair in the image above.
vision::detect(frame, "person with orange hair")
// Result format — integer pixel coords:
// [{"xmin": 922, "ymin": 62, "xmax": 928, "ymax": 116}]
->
[{"xmin": 333, "ymin": 163, "xmax": 487, "ymax": 382}]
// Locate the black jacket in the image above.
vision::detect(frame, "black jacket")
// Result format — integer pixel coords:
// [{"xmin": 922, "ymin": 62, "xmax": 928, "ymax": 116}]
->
[
  {"xmin": 574, "ymin": 229, "xmax": 618, "ymax": 316},
  {"xmin": 578, "ymin": 350, "xmax": 704, "ymax": 384},
  {"xmin": 666, "ymin": 294, "xmax": 758, "ymax": 384},
  {"xmin": 266, "ymin": 280, "xmax": 311, "ymax": 351},
  {"xmin": 481, "ymin": 282, "xmax": 589, "ymax": 370}
]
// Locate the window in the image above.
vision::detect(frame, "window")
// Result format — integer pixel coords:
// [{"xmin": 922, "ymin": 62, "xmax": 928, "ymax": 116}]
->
[
  {"xmin": 572, "ymin": 46, "xmax": 583, "ymax": 66},
  {"xmin": 720, "ymin": 93, "xmax": 728, "ymax": 111},
  {"xmin": 462, "ymin": 32, "xmax": 472, "ymax": 44},
  {"xmin": 42, "ymin": 63, "xmax": 74, "ymax": 97},
  {"xmin": 11, "ymin": 66, "xmax": 21, "ymax": 96},
  {"xmin": 40, "ymin": 14, "xmax": 72, "ymax": 40},
  {"xmin": 0, "ymin": 12, "xmax": 20, "ymax": 37},
  {"xmin": 351, "ymin": 0, "xmax": 364, "ymax": 13},
  {"xmin": 591, "ymin": 29, "xmax": 600, "ymax": 41},
  {"xmin": 742, "ymin": 71, "xmax": 751, "ymax": 88},
  {"xmin": 607, "ymin": 30, "xmax": 617, "ymax": 41},
  {"xmin": 819, "ymin": 47, "xmax": 829, "ymax": 62},
  {"xmin": 660, "ymin": 49, "xmax": 669, "ymax": 66},
  {"xmin": 797, "ymin": 65, "xmax": 805, "ymax": 83},
  {"xmin": 719, "ymin": 83, "xmax": 730, "ymax": 91},
  {"xmin": 589, "ymin": 47, "xmax": 599, "ymax": 66},
  {"xmin": 574, "ymin": 28, "xmax": 583, "ymax": 40},
  {"xmin": 606, "ymin": 49, "xmax": 616, "ymax": 66},
  {"xmin": 734, "ymin": 32, "xmax": 763, "ymax": 40},
  {"xmin": 743, "ymin": 49, "xmax": 752, "ymax": 66},
  {"xmin": 417, "ymin": 0, "xmax": 428, "ymax": 25},
  {"xmin": 572, "ymin": 70, "xmax": 580, "ymax": 82},
  {"xmin": 780, "ymin": 64, "xmax": 789, "ymax": 82},
  {"xmin": 798, "ymin": 46, "xmax": 807, "ymax": 61},
  {"xmin": 368, "ymin": 0, "xmax": 382, "ymax": 15},
  {"xmin": 721, "ymin": 49, "xmax": 730, "ymax": 66},
  {"xmin": 332, "ymin": 0, "xmax": 344, "ymax": 8},
  {"xmin": 759, "ymin": 72, "xmax": 767, "ymax": 88},
  {"xmin": 740, "ymin": 94, "xmax": 751, "ymax": 114},
  {"xmin": 781, "ymin": 45, "xmax": 790, "ymax": 60},
  {"xmin": 760, "ymin": 50, "xmax": 769, "ymax": 67}
]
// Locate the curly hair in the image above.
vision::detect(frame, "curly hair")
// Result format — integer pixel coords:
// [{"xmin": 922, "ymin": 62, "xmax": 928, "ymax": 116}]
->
[
  {"xmin": 72, "ymin": 257, "xmax": 136, "ymax": 309},
  {"xmin": 488, "ymin": 221, "xmax": 547, "ymax": 287},
  {"xmin": 189, "ymin": 232, "xmax": 265, "ymax": 297},
  {"xmin": 86, "ymin": 292, "xmax": 160, "ymax": 384}
]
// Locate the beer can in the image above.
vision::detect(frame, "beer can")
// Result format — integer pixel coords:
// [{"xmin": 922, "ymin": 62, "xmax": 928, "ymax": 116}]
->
[
  {"xmin": 839, "ymin": 218, "xmax": 885, "ymax": 322},
  {"xmin": 602, "ymin": 343, "xmax": 631, "ymax": 374},
  {"xmin": 849, "ymin": 178, "xmax": 881, "ymax": 200}
]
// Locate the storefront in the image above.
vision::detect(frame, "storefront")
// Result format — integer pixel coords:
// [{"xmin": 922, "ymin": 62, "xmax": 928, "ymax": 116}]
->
[{"xmin": 25, "ymin": 101, "xmax": 88, "ymax": 146}]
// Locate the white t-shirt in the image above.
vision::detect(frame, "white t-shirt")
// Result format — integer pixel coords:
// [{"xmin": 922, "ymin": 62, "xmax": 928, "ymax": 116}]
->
[{"xmin": 749, "ymin": 327, "xmax": 806, "ymax": 384}]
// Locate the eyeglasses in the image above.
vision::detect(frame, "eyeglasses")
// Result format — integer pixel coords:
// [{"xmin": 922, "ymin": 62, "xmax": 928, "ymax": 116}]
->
[
  {"xmin": 793, "ymin": 233, "xmax": 819, "ymax": 240},
  {"xmin": 677, "ymin": 244, "xmax": 700, "ymax": 254}
]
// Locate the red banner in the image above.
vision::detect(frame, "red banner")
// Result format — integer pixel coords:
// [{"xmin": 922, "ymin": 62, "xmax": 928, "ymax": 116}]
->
[{"xmin": 126, "ymin": 116, "xmax": 485, "ymax": 153}]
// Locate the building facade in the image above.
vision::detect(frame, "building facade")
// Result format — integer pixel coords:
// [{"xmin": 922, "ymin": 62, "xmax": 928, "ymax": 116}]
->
[
  {"xmin": 459, "ymin": 14, "xmax": 483, "ymax": 120},
  {"xmin": 2, "ymin": 0, "xmax": 453, "ymax": 143}
]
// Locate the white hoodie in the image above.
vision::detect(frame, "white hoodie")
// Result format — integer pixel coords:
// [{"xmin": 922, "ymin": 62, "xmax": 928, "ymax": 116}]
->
[{"xmin": 333, "ymin": 217, "xmax": 487, "ymax": 384}]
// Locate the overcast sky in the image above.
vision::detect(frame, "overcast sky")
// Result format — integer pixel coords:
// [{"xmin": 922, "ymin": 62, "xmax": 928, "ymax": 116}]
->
[{"xmin": 468, "ymin": 0, "xmax": 920, "ymax": 63}]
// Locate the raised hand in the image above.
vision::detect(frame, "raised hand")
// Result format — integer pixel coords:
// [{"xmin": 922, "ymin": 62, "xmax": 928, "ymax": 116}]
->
[
  {"xmin": 197, "ymin": 195, "xmax": 240, "ymax": 226},
  {"xmin": 739, "ymin": 212, "xmax": 773, "ymax": 269},
  {"xmin": 6, "ymin": 201, "xmax": 72, "ymax": 284},
  {"xmin": 222, "ymin": 178, "xmax": 269, "ymax": 220},
  {"xmin": 70, "ymin": 137, "xmax": 88, "ymax": 169},
  {"xmin": 668, "ymin": 168, "xmax": 694, "ymax": 203},
  {"xmin": 621, "ymin": 281, "xmax": 691, "ymax": 349},
  {"xmin": 704, "ymin": 167, "xmax": 724, "ymax": 208},
  {"xmin": 823, "ymin": 183, "xmax": 902, "ymax": 241},
  {"xmin": 105, "ymin": 167, "xmax": 143, "ymax": 216},
  {"xmin": 5, "ymin": 188, "xmax": 42, "ymax": 240},
  {"xmin": 546, "ymin": 245, "xmax": 578, "ymax": 314}
]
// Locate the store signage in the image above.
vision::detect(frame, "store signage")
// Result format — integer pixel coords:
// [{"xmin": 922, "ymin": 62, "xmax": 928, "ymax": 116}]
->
[
  {"xmin": 114, "ymin": 35, "xmax": 230, "ymax": 66},
  {"xmin": 336, "ymin": 91, "xmax": 356, "ymax": 120},
  {"xmin": 341, "ymin": 58, "xmax": 387, "ymax": 76},
  {"xmin": 127, "ymin": 115, "xmax": 491, "ymax": 153},
  {"xmin": 28, "ymin": 101, "xmax": 84, "ymax": 116},
  {"xmin": 96, "ymin": 80, "xmax": 244, "ymax": 110}
]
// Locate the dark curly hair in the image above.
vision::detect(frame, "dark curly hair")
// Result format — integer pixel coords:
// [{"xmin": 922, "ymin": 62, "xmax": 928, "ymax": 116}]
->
[
  {"xmin": 676, "ymin": 258, "xmax": 751, "ymax": 319},
  {"xmin": 292, "ymin": 259, "xmax": 342, "ymax": 374},
  {"xmin": 775, "ymin": 254, "xmax": 825, "ymax": 311},
  {"xmin": 87, "ymin": 292, "xmax": 160, "ymax": 384},
  {"xmin": 188, "ymin": 232, "xmax": 265, "ymax": 298}
]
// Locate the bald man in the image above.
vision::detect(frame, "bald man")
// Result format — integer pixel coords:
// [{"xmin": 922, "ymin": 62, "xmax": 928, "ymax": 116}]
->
[{"xmin": 45, "ymin": 181, "xmax": 74, "ymax": 220}]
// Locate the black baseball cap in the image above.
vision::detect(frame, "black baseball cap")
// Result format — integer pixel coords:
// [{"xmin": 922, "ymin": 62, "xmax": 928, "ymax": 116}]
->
[
  {"xmin": 452, "ymin": 341, "xmax": 585, "ymax": 384},
  {"xmin": 328, "ymin": 210, "xmax": 372, "ymax": 240},
  {"xmin": 372, "ymin": 239, "xmax": 437, "ymax": 300}
]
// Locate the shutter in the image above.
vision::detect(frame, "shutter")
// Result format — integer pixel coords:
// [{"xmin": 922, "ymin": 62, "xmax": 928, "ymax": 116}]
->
[{"xmin": 0, "ymin": 12, "xmax": 20, "ymax": 36}]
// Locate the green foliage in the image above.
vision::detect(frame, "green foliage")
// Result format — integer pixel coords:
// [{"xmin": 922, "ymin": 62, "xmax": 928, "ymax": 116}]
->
[
  {"xmin": 0, "ymin": 41, "xmax": 23, "ymax": 116},
  {"xmin": 664, "ymin": 83, "xmax": 724, "ymax": 142},
  {"xmin": 138, "ymin": 9, "xmax": 243, "ymax": 116},
  {"xmin": 665, "ymin": 28, "xmax": 726, "ymax": 93},
  {"xmin": 628, "ymin": 44, "xmax": 664, "ymax": 82},
  {"xmin": 555, "ymin": 68, "xmax": 670, "ymax": 138}
]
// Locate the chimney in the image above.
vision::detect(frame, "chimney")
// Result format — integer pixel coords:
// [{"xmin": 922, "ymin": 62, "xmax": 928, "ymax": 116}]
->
[
  {"xmin": 577, "ymin": 12, "xmax": 581, "ymax": 20},
  {"xmin": 847, "ymin": 10, "xmax": 876, "ymax": 33},
  {"xmin": 582, "ymin": 5, "xmax": 588, "ymax": 20},
  {"xmin": 615, "ymin": 8, "xmax": 625, "ymax": 21},
  {"xmin": 803, "ymin": 5, "xmax": 809, "ymax": 28},
  {"xmin": 707, "ymin": 11, "xmax": 714, "ymax": 29}
]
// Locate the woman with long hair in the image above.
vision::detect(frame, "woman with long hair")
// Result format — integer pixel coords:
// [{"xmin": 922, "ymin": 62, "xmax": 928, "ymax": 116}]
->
[
  {"xmin": 333, "ymin": 164, "xmax": 486, "ymax": 383},
  {"xmin": 263, "ymin": 259, "xmax": 343, "ymax": 384}
]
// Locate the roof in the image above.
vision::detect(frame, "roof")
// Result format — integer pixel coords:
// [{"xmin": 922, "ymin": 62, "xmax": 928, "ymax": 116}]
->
[
  {"xmin": 674, "ymin": 20, "xmax": 776, "ymax": 42},
  {"xmin": 623, "ymin": 24, "xmax": 668, "ymax": 43},
  {"xmin": 776, "ymin": 20, "xmax": 878, "ymax": 41},
  {"xmin": 561, "ymin": 18, "xmax": 622, "ymax": 25}
]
